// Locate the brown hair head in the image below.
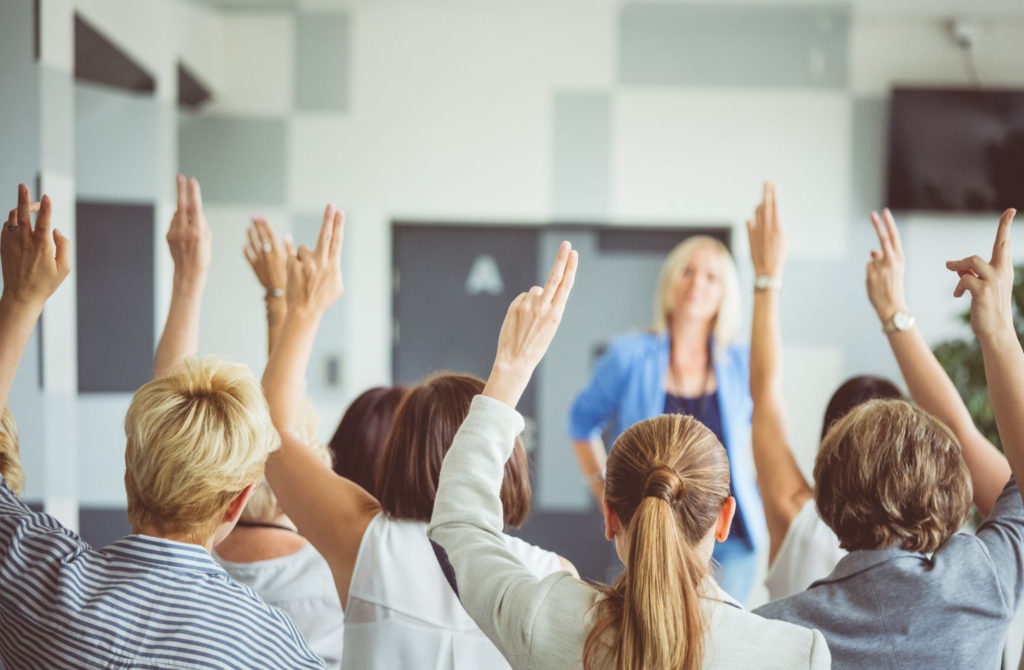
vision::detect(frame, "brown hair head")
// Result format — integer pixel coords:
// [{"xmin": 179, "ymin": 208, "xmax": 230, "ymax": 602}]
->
[
  {"xmin": 584, "ymin": 414, "xmax": 731, "ymax": 670},
  {"xmin": 329, "ymin": 386, "xmax": 407, "ymax": 497},
  {"xmin": 375, "ymin": 372, "xmax": 531, "ymax": 527},
  {"xmin": 814, "ymin": 398, "xmax": 971, "ymax": 553}
]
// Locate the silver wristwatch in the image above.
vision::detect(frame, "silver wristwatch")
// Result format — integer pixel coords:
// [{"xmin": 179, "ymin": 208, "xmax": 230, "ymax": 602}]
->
[
  {"xmin": 754, "ymin": 275, "xmax": 782, "ymax": 291},
  {"xmin": 882, "ymin": 311, "xmax": 915, "ymax": 334}
]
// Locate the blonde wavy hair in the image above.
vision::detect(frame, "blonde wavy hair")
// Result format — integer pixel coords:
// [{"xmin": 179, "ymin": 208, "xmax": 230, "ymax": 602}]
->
[
  {"xmin": 584, "ymin": 414, "xmax": 731, "ymax": 670},
  {"xmin": 0, "ymin": 407, "xmax": 24, "ymax": 497},
  {"xmin": 124, "ymin": 357, "xmax": 278, "ymax": 542},
  {"xmin": 653, "ymin": 236, "xmax": 741, "ymax": 349},
  {"xmin": 814, "ymin": 399, "xmax": 971, "ymax": 553},
  {"xmin": 241, "ymin": 398, "xmax": 332, "ymax": 523}
]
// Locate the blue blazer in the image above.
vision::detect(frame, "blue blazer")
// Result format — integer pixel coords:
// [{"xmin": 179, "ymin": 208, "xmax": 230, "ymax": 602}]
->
[{"xmin": 568, "ymin": 331, "xmax": 766, "ymax": 551}]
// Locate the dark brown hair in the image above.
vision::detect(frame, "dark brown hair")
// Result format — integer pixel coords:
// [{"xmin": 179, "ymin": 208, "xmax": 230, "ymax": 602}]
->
[
  {"xmin": 821, "ymin": 375, "xmax": 904, "ymax": 440},
  {"xmin": 584, "ymin": 414, "xmax": 731, "ymax": 670},
  {"xmin": 814, "ymin": 399, "xmax": 971, "ymax": 553},
  {"xmin": 375, "ymin": 372, "xmax": 531, "ymax": 527},
  {"xmin": 329, "ymin": 386, "xmax": 407, "ymax": 497}
]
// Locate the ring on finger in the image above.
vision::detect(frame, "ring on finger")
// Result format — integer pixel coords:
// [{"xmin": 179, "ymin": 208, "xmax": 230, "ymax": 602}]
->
[
  {"xmin": 262, "ymin": 243, "xmax": 272, "ymax": 253},
  {"xmin": 6, "ymin": 225, "xmax": 17, "ymax": 231}
]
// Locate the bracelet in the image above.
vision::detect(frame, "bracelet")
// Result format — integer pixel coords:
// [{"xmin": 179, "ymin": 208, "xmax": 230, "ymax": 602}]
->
[
  {"xmin": 265, "ymin": 287, "xmax": 284, "ymax": 300},
  {"xmin": 754, "ymin": 275, "xmax": 782, "ymax": 292}
]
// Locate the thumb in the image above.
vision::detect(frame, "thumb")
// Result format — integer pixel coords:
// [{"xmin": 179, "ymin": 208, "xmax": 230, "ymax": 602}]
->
[{"xmin": 53, "ymin": 228, "xmax": 72, "ymax": 275}]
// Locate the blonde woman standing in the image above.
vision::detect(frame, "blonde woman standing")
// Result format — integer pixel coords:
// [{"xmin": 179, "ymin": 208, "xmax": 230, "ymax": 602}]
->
[
  {"xmin": 569, "ymin": 235, "xmax": 765, "ymax": 601},
  {"xmin": 427, "ymin": 242, "xmax": 829, "ymax": 670}
]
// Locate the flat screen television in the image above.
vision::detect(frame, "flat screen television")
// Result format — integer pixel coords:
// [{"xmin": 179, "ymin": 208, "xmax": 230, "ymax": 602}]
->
[{"xmin": 886, "ymin": 87, "xmax": 1024, "ymax": 213}]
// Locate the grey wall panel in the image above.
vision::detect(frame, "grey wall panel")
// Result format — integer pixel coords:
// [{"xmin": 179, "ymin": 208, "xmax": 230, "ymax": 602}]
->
[
  {"xmin": 79, "ymin": 507, "xmax": 131, "ymax": 548},
  {"xmin": 553, "ymin": 93, "xmax": 610, "ymax": 220},
  {"xmin": 75, "ymin": 82, "xmax": 161, "ymax": 201},
  {"xmin": 0, "ymin": 0, "xmax": 41, "ymax": 197},
  {"xmin": 74, "ymin": 12, "xmax": 155, "ymax": 93},
  {"xmin": 178, "ymin": 115, "xmax": 287, "ymax": 205},
  {"xmin": 76, "ymin": 201, "xmax": 154, "ymax": 393},
  {"xmin": 620, "ymin": 3, "xmax": 849, "ymax": 89},
  {"xmin": 41, "ymin": 67, "xmax": 74, "ymax": 175},
  {"xmin": 295, "ymin": 13, "xmax": 351, "ymax": 112}
]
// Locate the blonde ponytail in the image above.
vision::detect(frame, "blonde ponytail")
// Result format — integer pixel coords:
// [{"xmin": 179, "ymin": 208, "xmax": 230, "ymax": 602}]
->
[{"xmin": 584, "ymin": 416, "xmax": 730, "ymax": 670}]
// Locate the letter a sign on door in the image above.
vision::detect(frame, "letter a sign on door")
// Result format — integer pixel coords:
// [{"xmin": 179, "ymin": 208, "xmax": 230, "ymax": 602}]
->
[{"xmin": 465, "ymin": 254, "xmax": 504, "ymax": 296}]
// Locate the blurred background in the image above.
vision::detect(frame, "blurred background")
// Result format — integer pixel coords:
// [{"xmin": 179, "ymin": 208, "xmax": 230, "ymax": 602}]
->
[{"xmin": 3, "ymin": 0, "xmax": 1024, "ymax": 651}]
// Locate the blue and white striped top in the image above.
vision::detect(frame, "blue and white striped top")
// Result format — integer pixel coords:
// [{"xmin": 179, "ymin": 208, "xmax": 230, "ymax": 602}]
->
[{"xmin": 0, "ymin": 476, "xmax": 325, "ymax": 669}]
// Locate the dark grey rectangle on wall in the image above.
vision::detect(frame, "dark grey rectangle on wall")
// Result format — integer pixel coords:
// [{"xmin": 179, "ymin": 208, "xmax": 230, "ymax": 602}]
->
[
  {"xmin": 76, "ymin": 201, "xmax": 154, "ymax": 393},
  {"xmin": 619, "ymin": 3, "xmax": 849, "ymax": 88},
  {"xmin": 80, "ymin": 507, "xmax": 131, "ymax": 548}
]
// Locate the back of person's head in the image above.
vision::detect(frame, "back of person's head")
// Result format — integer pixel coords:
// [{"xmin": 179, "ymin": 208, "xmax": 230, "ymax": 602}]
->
[
  {"xmin": 329, "ymin": 386, "xmax": 406, "ymax": 496},
  {"xmin": 376, "ymin": 372, "xmax": 531, "ymax": 527},
  {"xmin": 815, "ymin": 399, "xmax": 971, "ymax": 553},
  {"xmin": 821, "ymin": 375, "xmax": 904, "ymax": 440},
  {"xmin": 242, "ymin": 398, "xmax": 331, "ymax": 523},
  {"xmin": 124, "ymin": 357, "xmax": 278, "ymax": 542},
  {"xmin": 585, "ymin": 414, "xmax": 731, "ymax": 670},
  {"xmin": 0, "ymin": 407, "xmax": 24, "ymax": 497}
]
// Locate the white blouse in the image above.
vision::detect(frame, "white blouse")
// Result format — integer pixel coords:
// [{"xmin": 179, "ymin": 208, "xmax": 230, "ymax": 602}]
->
[
  {"xmin": 764, "ymin": 498, "xmax": 846, "ymax": 601},
  {"xmin": 343, "ymin": 512, "xmax": 562, "ymax": 670}
]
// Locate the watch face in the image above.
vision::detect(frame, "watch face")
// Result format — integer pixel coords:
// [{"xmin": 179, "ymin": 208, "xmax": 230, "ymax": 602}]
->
[{"xmin": 894, "ymin": 312, "xmax": 912, "ymax": 330}]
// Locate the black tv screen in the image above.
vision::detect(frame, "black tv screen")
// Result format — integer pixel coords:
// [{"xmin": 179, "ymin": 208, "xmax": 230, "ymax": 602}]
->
[{"xmin": 886, "ymin": 88, "xmax": 1024, "ymax": 213}]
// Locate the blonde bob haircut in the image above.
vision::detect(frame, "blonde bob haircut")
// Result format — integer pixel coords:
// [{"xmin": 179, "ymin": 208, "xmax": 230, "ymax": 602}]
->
[
  {"xmin": 0, "ymin": 407, "xmax": 25, "ymax": 497},
  {"xmin": 241, "ymin": 398, "xmax": 332, "ymax": 523},
  {"xmin": 653, "ymin": 236, "xmax": 742, "ymax": 350},
  {"xmin": 124, "ymin": 357, "xmax": 278, "ymax": 542},
  {"xmin": 814, "ymin": 399, "xmax": 972, "ymax": 554}
]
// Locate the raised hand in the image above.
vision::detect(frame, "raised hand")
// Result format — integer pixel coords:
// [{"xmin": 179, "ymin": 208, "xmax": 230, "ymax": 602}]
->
[
  {"xmin": 946, "ymin": 208, "xmax": 1017, "ymax": 340},
  {"xmin": 167, "ymin": 175, "xmax": 211, "ymax": 288},
  {"xmin": 285, "ymin": 204, "xmax": 344, "ymax": 317},
  {"xmin": 483, "ymin": 242, "xmax": 578, "ymax": 408},
  {"xmin": 244, "ymin": 216, "xmax": 291, "ymax": 294},
  {"xmin": 746, "ymin": 181, "xmax": 786, "ymax": 279},
  {"xmin": 866, "ymin": 208, "xmax": 909, "ymax": 323},
  {"xmin": 1, "ymin": 183, "xmax": 71, "ymax": 309}
]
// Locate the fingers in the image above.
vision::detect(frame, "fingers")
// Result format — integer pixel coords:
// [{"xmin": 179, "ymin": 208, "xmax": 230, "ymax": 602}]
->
[
  {"xmin": 247, "ymin": 226, "xmax": 262, "ymax": 253},
  {"xmin": 316, "ymin": 204, "xmax": 335, "ymax": 258},
  {"xmin": 35, "ymin": 194, "xmax": 52, "ymax": 238},
  {"xmin": 992, "ymin": 208, "xmax": 1016, "ymax": 266},
  {"xmin": 764, "ymin": 181, "xmax": 777, "ymax": 228},
  {"xmin": 328, "ymin": 210, "xmax": 344, "ymax": 261},
  {"xmin": 53, "ymin": 228, "xmax": 71, "ymax": 275},
  {"xmin": 552, "ymin": 249, "xmax": 579, "ymax": 314},
  {"xmin": 882, "ymin": 208, "xmax": 902, "ymax": 256},
  {"xmin": 541, "ymin": 242, "xmax": 570, "ymax": 301},
  {"xmin": 243, "ymin": 244, "xmax": 259, "ymax": 268},
  {"xmin": 17, "ymin": 184, "xmax": 31, "ymax": 229},
  {"xmin": 946, "ymin": 256, "xmax": 994, "ymax": 281},
  {"xmin": 188, "ymin": 177, "xmax": 203, "ymax": 218},
  {"xmin": 176, "ymin": 174, "xmax": 188, "ymax": 214},
  {"xmin": 297, "ymin": 244, "xmax": 314, "ymax": 263},
  {"xmin": 284, "ymin": 235, "xmax": 295, "ymax": 258},
  {"xmin": 953, "ymin": 273, "xmax": 983, "ymax": 299},
  {"xmin": 870, "ymin": 211, "xmax": 894, "ymax": 258},
  {"xmin": 253, "ymin": 217, "xmax": 276, "ymax": 249}
]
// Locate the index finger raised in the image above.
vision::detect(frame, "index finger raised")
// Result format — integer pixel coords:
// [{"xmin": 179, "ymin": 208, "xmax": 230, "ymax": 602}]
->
[
  {"xmin": 551, "ymin": 249, "xmax": 579, "ymax": 315},
  {"xmin": 992, "ymin": 208, "xmax": 1016, "ymax": 266},
  {"xmin": 541, "ymin": 241, "xmax": 570, "ymax": 302}
]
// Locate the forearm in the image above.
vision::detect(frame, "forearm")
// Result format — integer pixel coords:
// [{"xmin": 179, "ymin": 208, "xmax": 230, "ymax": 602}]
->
[
  {"xmin": 265, "ymin": 300, "xmax": 286, "ymax": 355},
  {"xmin": 572, "ymin": 438, "xmax": 607, "ymax": 502},
  {"xmin": 888, "ymin": 326, "xmax": 1010, "ymax": 514},
  {"xmin": 154, "ymin": 278, "xmax": 205, "ymax": 376},
  {"xmin": 979, "ymin": 327, "xmax": 1024, "ymax": 491},
  {"xmin": 262, "ymin": 308, "xmax": 320, "ymax": 436},
  {"xmin": 0, "ymin": 297, "xmax": 43, "ymax": 411}
]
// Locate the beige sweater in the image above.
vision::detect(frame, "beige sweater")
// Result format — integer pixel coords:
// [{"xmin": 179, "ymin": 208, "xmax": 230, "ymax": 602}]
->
[{"xmin": 427, "ymin": 395, "xmax": 831, "ymax": 670}]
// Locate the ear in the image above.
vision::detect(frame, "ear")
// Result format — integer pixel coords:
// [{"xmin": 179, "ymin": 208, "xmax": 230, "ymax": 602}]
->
[
  {"xmin": 602, "ymin": 497, "xmax": 621, "ymax": 542},
  {"xmin": 223, "ymin": 482, "xmax": 257, "ymax": 524},
  {"xmin": 715, "ymin": 496, "xmax": 736, "ymax": 543}
]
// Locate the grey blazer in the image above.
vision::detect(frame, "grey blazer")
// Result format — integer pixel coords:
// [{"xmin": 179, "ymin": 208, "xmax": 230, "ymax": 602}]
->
[{"xmin": 757, "ymin": 478, "xmax": 1024, "ymax": 670}]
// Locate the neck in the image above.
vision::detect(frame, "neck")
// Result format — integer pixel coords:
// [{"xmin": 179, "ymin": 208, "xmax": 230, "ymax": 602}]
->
[
  {"xmin": 239, "ymin": 512, "xmax": 298, "ymax": 532},
  {"xmin": 669, "ymin": 317, "xmax": 712, "ymax": 363},
  {"xmin": 132, "ymin": 525, "xmax": 214, "ymax": 552}
]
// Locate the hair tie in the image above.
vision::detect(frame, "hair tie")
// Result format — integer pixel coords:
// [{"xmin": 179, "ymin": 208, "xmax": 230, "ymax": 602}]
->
[{"xmin": 642, "ymin": 465, "xmax": 684, "ymax": 503}]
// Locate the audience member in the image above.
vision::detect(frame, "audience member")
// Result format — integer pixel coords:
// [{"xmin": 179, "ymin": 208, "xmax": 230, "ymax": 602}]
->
[
  {"xmin": 329, "ymin": 385, "xmax": 406, "ymax": 495},
  {"xmin": 755, "ymin": 207, "xmax": 1024, "ymax": 670},
  {"xmin": 427, "ymin": 242, "xmax": 830, "ymax": 670},
  {"xmin": 0, "ymin": 181, "xmax": 324, "ymax": 668},
  {"xmin": 0, "ymin": 407, "xmax": 23, "ymax": 498},
  {"xmin": 259, "ymin": 207, "xmax": 574, "ymax": 670}
]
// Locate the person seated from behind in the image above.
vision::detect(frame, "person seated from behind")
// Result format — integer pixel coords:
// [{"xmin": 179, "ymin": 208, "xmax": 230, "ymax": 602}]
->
[
  {"xmin": 0, "ymin": 408, "xmax": 24, "ymax": 498},
  {"xmin": 755, "ymin": 205, "xmax": 1024, "ymax": 670},
  {"xmin": 258, "ymin": 206, "xmax": 576, "ymax": 670},
  {"xmin": 0, "ymin": 181, "xmax": 324, "ymax": 668},
  {"xmin": 328, "ymin": 386, "xmax": 406, "ymax": 496},
  {"xmin": 748, "ymin": 185, "xmax": 1011, "ymax": 600}
]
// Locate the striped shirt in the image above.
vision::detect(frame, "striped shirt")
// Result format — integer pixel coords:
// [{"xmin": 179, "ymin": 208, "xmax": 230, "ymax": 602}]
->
[{"xmin": 0, "ymin": 476, "xmax": 325, "ymax": 669}]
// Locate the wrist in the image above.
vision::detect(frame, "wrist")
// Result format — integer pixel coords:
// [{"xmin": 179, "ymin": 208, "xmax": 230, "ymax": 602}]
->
[
  {"xmin": 172, "ymin": 272, "xmax": 207, "ymax": 294},
  {"xmin": 978, "ymin": 322, "xmax": 1018, "ymax": 349},
  {"xmin": 876, "ymin": 302, "xmax": 910, "ymax": 325},
  {"xmin": 0, "ymin": 293, "xmax": 45, "ymax": 320}
]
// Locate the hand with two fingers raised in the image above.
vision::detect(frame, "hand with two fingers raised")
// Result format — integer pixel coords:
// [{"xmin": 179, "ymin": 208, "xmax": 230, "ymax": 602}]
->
[
  {"xmin": 166, "ymin": 174, "xmax": 211, "ymax": 289},
  {"xmin": 1, "ymin": 183, "xmax": 71, "ymax": 311},
  {"xmin": 946, "ymin": 208, "xmax": 1017, "ymax": 341},
  {"xmin": 865, "ymin": 208, "xmax": 909, "ymax": 323},
  {"xmin": 285, "ymin": 204, "xmax": 345, "ymax": 318},
  {"xmin": 746, "ymin": 181, "xmax": 787, "ymax": 280}
]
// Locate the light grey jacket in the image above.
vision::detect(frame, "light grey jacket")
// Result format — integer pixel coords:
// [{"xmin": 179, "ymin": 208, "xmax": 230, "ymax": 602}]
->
[{"xmin": 428, "ymin": 395, "xmax": 831, "ymax": 670}]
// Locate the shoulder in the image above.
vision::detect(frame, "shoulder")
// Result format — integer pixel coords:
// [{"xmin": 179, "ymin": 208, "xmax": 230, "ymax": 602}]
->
[
  {"xmin": 604, "ymin": 331, "xmax": 664, "ymax": 360},
  {"xmin": 711, "ymin": 604, "xmax": 826, "ymax": 667},
  {"xmin": 501, "ymin": 532, "xmax": 562, "ymax": 578},
  {"xmin": 716, "ymin": 341, "xmax": 751, "ymax": 369}
]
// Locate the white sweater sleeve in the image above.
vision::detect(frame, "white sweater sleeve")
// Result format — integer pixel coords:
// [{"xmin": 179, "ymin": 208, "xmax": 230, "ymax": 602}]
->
[{"xmin": 427, "ymin": 395, "xmax": 597, "ymax": 670}]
